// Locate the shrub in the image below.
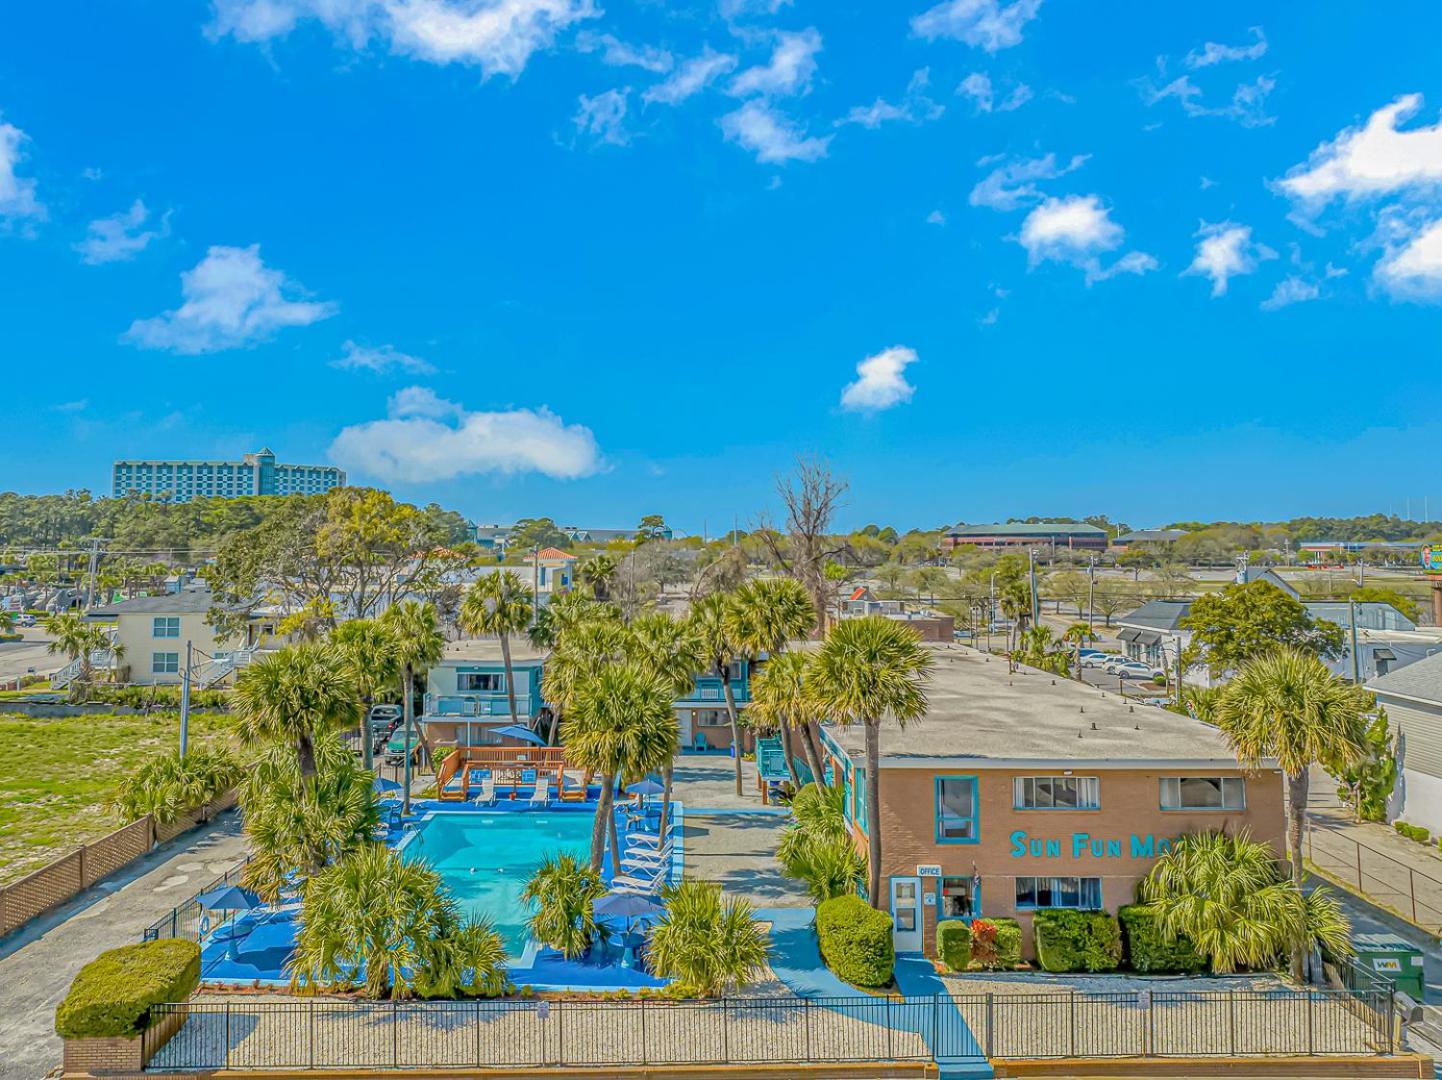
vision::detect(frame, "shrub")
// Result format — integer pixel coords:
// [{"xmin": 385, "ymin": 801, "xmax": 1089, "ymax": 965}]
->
[
  {"xmin": 112, "ymin": 746, "xmax": 244, "ymax": 824},
  {"xmin": 1118, "ymin": 904, "xmax": 1206, "ymax": 974},
  {"xmin": 936, "ymin": 920, "xmax": 971, "ymax": 971},
  {"xmin": 1032, "ymin": 909, "xmax": 1122, "ymax": 973},
  {"xmin": 967, "ymin": 917, "xmax": 1022, "ymax": 970},
  {"xmin": 647, "ymin": 880, "xmax": 770, "ymax": 997},
  {"xmin": 816, "ymin": 895, "xmax": 893, "ymax": 987},
  {"xmin": 1395, "ymin": 821, "xmax": 1430, "ymax": 844},
  {"xmin": 55, "ymin": 940, "xmax": 200, "ymax": 1039},
  {"xmin": 522, "ymin": 851, "xmax": 606, "ymax": 959}
]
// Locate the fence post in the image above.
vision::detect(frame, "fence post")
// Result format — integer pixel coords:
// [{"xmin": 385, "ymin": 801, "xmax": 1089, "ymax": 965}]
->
[
  {"xmin": 1411, "ymin": 868, "xmax": 1418, "ymax": 924},
  {"xmin": 1228, "ymin": 990, "xmax": 1236, "ymax": 1056},
  {"xmin": 309, "ymin": 998, "xmax": 315, "ymax": 1069},
  {"xmin": 1307, "ymin": 990, "xmax": 1315, "ymax": 1055},
  {"xmin": 1356, "ymin": 839, "xmax": 1363, "ymax": 892},
  {"xmin": 393, "ymin": 998, "xmax": 399, "ymax": 1068},
  {"xmin": 1146, "ymin": 991, "xmax": 1154, "ymax": 1057},
  {"xmin": 806, "ymin": 998, "xmax": 813, "ymax": 1061},
  {"xmin": 474, "ymin": 1000, "xmax": 481, "ymax": 1068},
  {"xmin": 931, "ymin": 993, "xmax": 939, "ymax": 1058},
  {"xmin": 225, "ymin": 1002, "xmax": 231, "ymax": 1070},
  {"xmin": 640, "ymin": 999, "xmax": 648, "ymax": 1066},
  {"xmin": 723, "ymin": 998, "xmax": 730, "ymax": 1063},
  {"xmin": 985, "ymin": 994, "xmax": 994, "ymax": 1059},
  {"xmin": 886, "ymin": 996, "xmax": 894, "ymax": 1060},
  {"xmin": 1069, "ymin": 992, "xmax": 1076, "ymax": 1057},
  {"xmin": 78, "ymin": 844, "xmax": 86, "ymax": 889}
]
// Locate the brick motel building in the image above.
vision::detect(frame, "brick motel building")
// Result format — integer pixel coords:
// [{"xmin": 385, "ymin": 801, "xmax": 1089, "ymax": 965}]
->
[{"xmin": 819, "ymin": 644, "xmax": 1284, "ymax": 958}]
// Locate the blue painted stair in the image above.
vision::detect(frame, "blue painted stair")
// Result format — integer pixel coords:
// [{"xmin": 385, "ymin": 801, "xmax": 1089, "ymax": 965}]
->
[{"xmin": 893, "ymin": 953, "xmax": 993, "ymax": 1079}]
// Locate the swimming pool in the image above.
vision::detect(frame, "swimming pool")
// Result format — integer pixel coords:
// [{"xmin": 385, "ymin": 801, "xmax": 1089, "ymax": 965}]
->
[{"xmin": 400, "ymin": 810, "xmax": 594, "ymax": 955}]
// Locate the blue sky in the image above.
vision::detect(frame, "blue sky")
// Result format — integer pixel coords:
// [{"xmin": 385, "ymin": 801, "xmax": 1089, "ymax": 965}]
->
[{"xmin": 3, "ymin": 0, "xmax": 1442, "ymax": 533}]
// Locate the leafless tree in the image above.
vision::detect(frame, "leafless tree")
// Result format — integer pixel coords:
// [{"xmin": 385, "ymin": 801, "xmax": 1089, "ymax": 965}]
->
[{"xmin": 758, "ymin": 457, "xmax": 849, "ymax": 635}]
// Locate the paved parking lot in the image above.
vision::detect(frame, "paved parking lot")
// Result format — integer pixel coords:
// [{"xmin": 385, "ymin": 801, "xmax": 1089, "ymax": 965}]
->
[{"xmin": 680, "ymin": 812, "xmax": 810, "ymax": 909}]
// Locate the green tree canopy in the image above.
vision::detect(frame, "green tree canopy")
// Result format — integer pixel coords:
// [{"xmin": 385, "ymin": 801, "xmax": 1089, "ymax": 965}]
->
[{"xmin": 1181, "ymin": 581, "xmax": 1344, "ymax": 677}]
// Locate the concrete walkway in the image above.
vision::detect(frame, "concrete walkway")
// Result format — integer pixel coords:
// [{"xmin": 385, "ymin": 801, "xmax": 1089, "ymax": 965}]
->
[{"xmin": 0, "ymin": 811, "xmax": 248, "ymax": 1080}]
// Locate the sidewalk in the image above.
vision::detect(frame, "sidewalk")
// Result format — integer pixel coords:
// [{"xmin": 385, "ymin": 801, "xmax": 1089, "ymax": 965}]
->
[
  {"xmin": 1306, "ymin": 768, "xmax": 1442, "ymax": 933},
  {"xmin": 0, "ymin": 811, "xmax": 248, "ymax": 1080}
]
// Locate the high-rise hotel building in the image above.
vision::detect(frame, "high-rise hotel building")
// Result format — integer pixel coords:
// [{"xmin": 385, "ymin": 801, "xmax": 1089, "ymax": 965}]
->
[{"xmin": 111, "ymin": 448, "xmax": 345, "ymax": 502}]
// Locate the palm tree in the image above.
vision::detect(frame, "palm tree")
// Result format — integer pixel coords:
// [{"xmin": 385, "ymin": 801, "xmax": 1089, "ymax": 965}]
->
[
  {"xmin": 646, "ymin": 879, "xmax": 770, "ymax": 997},
  {"xmin": 113, "ymin": 745, "xmax": 243, "ymax": 825},
  {"xmin": 748, "ymin": 651, "xmax": 827, "ymax": 787},
  {"xmin": 45, "ymin": 610, "xmax": 108, "ymax": 702},
  {"xmin": 527, "ymin": 590, "xmax": 614, "ymax": 651},
  {"xmin": 1141, "ymin": 830, "xmax": 1352, "ymax": 977},
  {"xmin": 522, "ymin": 851, "xmax": 607, "ymax": 959},
  {"xmin": 564, "ymin": 660, "xmax": 676, "ymax": 872},
  {"xmin": 234, "ymin": 642, "xmax": 361, "ymax": 781},
  {"xmin": 1060, "ymin": 622, "xmax": 1097, "ymax": 681},
  {"xmin": 290, "ymin": 843, "xmax": 505, "ymax": 999},
  {"xmin": 379, "ymin": 600, "xmax": 445, "ymax": 815},
  {"xmin": 541, "ymin": 614, "xmax": 631, "ymax": 747},
  {"xmin": 777, "ymin": 783, "xmax": 865, "ymax": 902},
  {"xmin": 809, "ymin": 616, "xmax": 932, "ymax": 909},
  {"xmin": 579, "ymin": 554, "xmax": 618, "ymax": 602},
  {"xmin": 458, "ymin": 571, "xmax": 534, "ymax": 726},
  {"xmin": 629, "ymin": 612, "xmax": 707, "ymax": 838},
  {"xmin": 725, "ymin": 578, "xmax": 817, "ymax": 789},
  {"xmin": 331, "ymin": 618, "xmax": 399, "ymax": 769},
  {"xmin": 688, "ymin": 591, "xmax": 747, "ymax": 796},
  {"xmin": 239, "ymin": 732, "xmax": 380, "ymax": 902},
  {"xmin": 1213, "ymin": 648, "xmax": 1371, "ymax": 979}
]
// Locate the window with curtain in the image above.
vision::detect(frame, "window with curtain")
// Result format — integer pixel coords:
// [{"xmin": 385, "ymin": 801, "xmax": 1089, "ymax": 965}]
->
[
  {"xmin": 1015, "ymin": 876, "xmax": 1103, "ymax": 910},
  {"xmin": 1159, "ymin": 776, "xmax": 1245, "ymax": 810},
  {"xmin": 1013, "ymin": 776, "xmax": 1100, "ymax": 810},
  {"xmin": 936, "ymin": 776, "xmax": 978, "ymax": 842}
]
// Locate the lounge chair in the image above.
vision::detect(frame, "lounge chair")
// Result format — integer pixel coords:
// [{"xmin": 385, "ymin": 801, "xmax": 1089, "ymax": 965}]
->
[
  {"xmin": 610, "ymin": 865, "xmax": 667, "ymax": 892},
  {"xmin": 527, "ymin": 776, "xmax": 552, "ymax": 808},
  {"xmin": 620, "ymin": 849, "xmax": 673, "ymax": 872},
  {"xmin": 626, "ymin": 828, "xmax": 670, "ymax": 848},
  {"xmin": 472, "ymin": 775, "xmax": 497, "ymax": 807}
]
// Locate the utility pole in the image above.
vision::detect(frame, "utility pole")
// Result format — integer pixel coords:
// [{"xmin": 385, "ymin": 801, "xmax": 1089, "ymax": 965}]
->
[
  {"xmin": 1086, "ymin": 556, "xmax": 1096, "ymax": 630},
  {"xmin": 1027, "ymin": 548, "xmax": 1040, "ymax": 628},
  {"xmin": 179, "ymin": 640, "xmax": 192, "ymax": 758},
  {"xmin": 531, "ymin": 544, "xmax": 539, "ymax": 625},
  {"xmin": 1349, "ymin": 599, "xmax": 1360, "ymax": 684}
]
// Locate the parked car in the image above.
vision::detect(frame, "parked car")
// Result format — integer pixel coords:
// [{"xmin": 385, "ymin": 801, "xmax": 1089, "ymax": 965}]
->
[
  {"xmin": 368, "ymin": 704, "xmax": 402, "ymax": 734},
  {"xmin": 1107, "ymin": 660, "xmax": 1165, "ymax": 680},
  {"xmin": 1077, "ymin": 648, "xmax": 1106, "ymax": 659},
  {"xmin": 384, "ymin": 731, "xmax": 422, "ymax": 767},
  {"xmin": 13, "ymin": 614, "xmax": 35, "ymax": 627},
  {"xmin": 1081, "ymin": 653, "xmax": 1123, "ymax": 669}
]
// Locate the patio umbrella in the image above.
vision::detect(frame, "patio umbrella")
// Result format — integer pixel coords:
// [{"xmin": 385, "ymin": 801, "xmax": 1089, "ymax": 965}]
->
[
  {"xmin": 594, "ymin": 893, "xmax": 663, "ymax": 919},
  {"xmin": 372, "ymin": 775, "xmax": 403, "ymax": 794},
  {"xmin": 625, "ymin": 779, "xmax": 665, "ymax": 797},
  {"xmin": 195, "ymin": 884, "xmax": 262, "ymax": 912},
  {"xmin": 490, "ymin": 724, "xmax": 547, "ymax": 746}
]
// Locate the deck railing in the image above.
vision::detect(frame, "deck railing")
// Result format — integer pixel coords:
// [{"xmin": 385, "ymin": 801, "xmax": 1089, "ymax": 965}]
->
[{"xmin": 143, "ymin": 987, "xmax": 1394, "ymax": 1071}]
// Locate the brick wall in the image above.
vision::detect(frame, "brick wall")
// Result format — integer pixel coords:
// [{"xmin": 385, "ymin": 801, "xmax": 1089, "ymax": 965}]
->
[{"xmin": 848, "ymin": 762, "xmax": 1285, "ymax": 957}]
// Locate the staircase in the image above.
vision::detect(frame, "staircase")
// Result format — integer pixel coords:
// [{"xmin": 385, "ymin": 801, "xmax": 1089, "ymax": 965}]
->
[
  {"xmin": 50, "ymin": 648, "xmax": 115, "ymax": 690},
  {"xmin": 193, "ymin": 649, "xmax": 255, "ymax": 689}
]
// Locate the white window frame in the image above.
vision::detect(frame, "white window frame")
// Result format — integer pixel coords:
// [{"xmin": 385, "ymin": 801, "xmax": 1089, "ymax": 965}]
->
[
  {"xmin": 1159, "ymin": 776, "xmax": 1246, "ymax": 811},
  {"xmin": 1013, "ymin": 776, "xmax": 1100, "ymax": 810}
]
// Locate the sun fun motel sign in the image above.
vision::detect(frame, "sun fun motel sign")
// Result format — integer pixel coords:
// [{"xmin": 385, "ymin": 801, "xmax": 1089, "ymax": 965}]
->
[{"xmin": 1009, "ymin": 830, "xmax": 1181, "ymax": 860}]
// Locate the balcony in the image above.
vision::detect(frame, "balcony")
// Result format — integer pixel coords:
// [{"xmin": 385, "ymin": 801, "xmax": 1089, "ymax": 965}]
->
[
  {"xmin": 678, "ymin": 675, "xmax": 749, "ymax": 705},
  {"xmin": 423, "ymin": 692, "xmax": 534, "ymax": 719}
]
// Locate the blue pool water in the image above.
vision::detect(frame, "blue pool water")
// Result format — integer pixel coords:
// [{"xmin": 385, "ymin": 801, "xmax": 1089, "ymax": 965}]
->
[{"xmin": 401, "ymin": 811, "xmax": 594, "ymax": 955}]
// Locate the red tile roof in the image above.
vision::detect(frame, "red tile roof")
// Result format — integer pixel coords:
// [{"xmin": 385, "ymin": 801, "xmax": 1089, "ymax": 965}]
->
[
  {"xmin": 534, "ymin": 547, "xmax": 577, "ymax": 560},
  {"xmin": 849, "ymin": 586, "xmax": 868, "ymax": 601}
]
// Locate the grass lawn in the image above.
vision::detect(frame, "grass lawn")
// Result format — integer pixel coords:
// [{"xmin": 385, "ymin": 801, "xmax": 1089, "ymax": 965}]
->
[{"xmin": 0, "ymin": 710, "xmax": 237, "ymax": 886}]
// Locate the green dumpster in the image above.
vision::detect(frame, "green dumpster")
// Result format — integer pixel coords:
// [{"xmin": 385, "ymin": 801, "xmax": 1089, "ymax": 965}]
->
[{"xmin": 1352, "ymin": 932, "xmax": 1426, "ymax": 1000}]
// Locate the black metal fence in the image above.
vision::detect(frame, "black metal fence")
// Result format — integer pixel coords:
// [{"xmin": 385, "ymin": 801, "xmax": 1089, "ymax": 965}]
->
[
  {"xmin": 143, "ymin": 987, "xmax": 1395, "ymax": 1072},
  {"xmin": 141, "ymin": 857, "xmax": 250, "ymax": 950}
]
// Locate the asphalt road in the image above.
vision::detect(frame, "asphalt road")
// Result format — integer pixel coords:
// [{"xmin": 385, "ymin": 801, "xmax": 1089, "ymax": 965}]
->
[{"xmin": 0, "ymin": 631, "xmax": 61, "ymax": 682}]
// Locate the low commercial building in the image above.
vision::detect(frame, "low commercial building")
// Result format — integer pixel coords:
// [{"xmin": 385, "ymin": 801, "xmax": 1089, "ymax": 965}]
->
[
  {"xmin": 1110, "ymin": 528, "xmax": 1187, "ymax": 551},
  {"xmin": 942, "ymin": 522, "xmax": 1108, "ymax": 553},
  {"xmin": 112, "ymin": 447, "xmax": 344, "ymax": 502},
  {"xmin": 1368, "ymin": 654, "xmax": 1442, "ymax": 834},
  {"xmin": 420, "ymin": 640, "xmax": 549, "ymax": 749},
  {"xmin": 819, "ymin": 645, "xmax": 1283, "ymax": 958}
]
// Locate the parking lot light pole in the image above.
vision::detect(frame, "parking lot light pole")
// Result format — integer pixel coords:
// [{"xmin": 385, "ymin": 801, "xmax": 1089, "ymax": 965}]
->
[{"xmin": 179, "ymin": 640, "xmax": 191, "ymax": 759}]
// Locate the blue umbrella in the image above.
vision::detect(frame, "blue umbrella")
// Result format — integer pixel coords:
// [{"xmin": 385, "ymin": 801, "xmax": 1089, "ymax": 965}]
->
[
  {"xmin": 195, "ymin": 884, "xmax": 262, "ymax": 911},
  {"xmin": 490, "ymin": 724, "xmax": 547, "ymax": 746},
  {"xmin": 594, "ymin": 892, "xmax": 663, "ymax": 918},
  {"xmin": 625, "ymin": 779, "xmax": 665, "ymax": 797},
  {"xmin": 238, "ymin": 918, "xmax": 297, "ymax": 955},
  {"xmin": 372, "ymin": 775, "xmax": 403, "ymax": 794}
]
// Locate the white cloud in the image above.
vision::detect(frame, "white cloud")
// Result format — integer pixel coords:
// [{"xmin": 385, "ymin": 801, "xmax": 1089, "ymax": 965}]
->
[
  {"xmin": 74, "ymin": 200, "xmax": 169, "ymax": 265},
  {"xmin": 1183, "ymin": 221, "xmax": 1275, "ymax": 297},
  {"xmin": 207, "ymin": 0, "xmax": 598, "ymax": 80},
  {"xmin": 910, "ymin": 0, "xmax": 1041, "ymax": 52},
  {"xmin": 573, "ymin": 88, "xmax": 630, "ymax": 146},
  {"xmin": 729, "ymin": 27, "xmax": 820, "ymax": 98},
  {"xmin": 1137, "ymin": 73, "xmax": 1275, "ymax": 128},
  {"xmin": 999, "ymin": 83, "xmax": 1032, "ymax": 111},
  {"xmin": 969, "ymin": 152, "xmax": 1087, "ymax": 211},
  {"xmin": 839, "ymin": 68, "xmax": 943, "ymax": 128},
  {"xmin": 1376, "ymin": 217, "xmax": 1442, "ymax": 301},
  {"xmin": 574, "ymin": 30, "xmax": 671, "ymax": 72},
  {"xmin": 840, "ymin": 345, "xmax": 918, "ymax": 413},
  {"xmin": 1278, "ymin": 94, "xmax": 1442, "ymax": 208},
  {"xmin": 957, "ymin": 72, "xmax": 993, "ymax": 112},
  {"xmin": 719, "ymin": 100, "xmax": 830, "ymax": 164},
  {"xmin": 124, "ymin": 244, "xmax": 336, "ymax": 354},
  {"xmin": 329, "ymin": 386, "xmax": 602, "ymax": 482},
  {"xmin": 926, "ymin": 209, "xmax": 946, "ymax": 225},
  {"xmin": 332, "ymin": 340, "xmax": 435, "ymax": 374},
  {"xmin": 719, "ymin": 0, "xmax": 792, "ymax": 17},
  {"xmin": 1260, "ymin": 276, "xmax": 1321, "ymax": 311},
  {"xmin": 1186, "ymin": 26, "xmax": 1267, "ymax": 69},
  {"xmin": 0, "ymin": 118, "xmax": 44, "ymax": 229},
  {"xmin": 1017, "ymin": 194, "xmax": 1155, "ymax": 284},
  {"xmin": 642, "ymin": 46, "xmax": 736, "ymax": 105}
]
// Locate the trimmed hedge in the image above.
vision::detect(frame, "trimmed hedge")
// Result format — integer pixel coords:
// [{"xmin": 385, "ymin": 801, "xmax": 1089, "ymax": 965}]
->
[
  {"xmin": 1118, "ymin": 904, "xmax": 1207, "ymax": 974},
  {"xmin": 1395, "ymin": 821, "xmax": 1430, "ymax": 844},
  {"xmin": 936, "ymin": 919, "xmax": 971, "ymax": 971},
  {"xmin": 816, "ymin": 895, "xmax": 894, "ymax": 988},
  {"xmin": 1032, "ymin": 909, "xmax": 1122, "ymax": 973},
  {"xmin": 55, "ymin": 940, "xmax": 200, "ymax": 1040}
]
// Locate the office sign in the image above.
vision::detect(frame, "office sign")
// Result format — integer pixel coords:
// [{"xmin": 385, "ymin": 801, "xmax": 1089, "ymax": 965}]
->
[{"xmin": 916, "ymin": 864, "xmax": 942, "ymax": 877}]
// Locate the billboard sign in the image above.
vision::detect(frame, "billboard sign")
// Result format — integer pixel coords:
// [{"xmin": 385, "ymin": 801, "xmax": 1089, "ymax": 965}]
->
[{"xmin": 1423, "ymin": 546, "xmax": 1442, "ymax": 574}]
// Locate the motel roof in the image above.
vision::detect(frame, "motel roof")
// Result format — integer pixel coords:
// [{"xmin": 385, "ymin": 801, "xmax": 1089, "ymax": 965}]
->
[
  {"xmin": 820, "ymin": 643, "xmax": 1255, "ymax": 770},
  {"xmin": 944, "ymin": 522, "xmax": 1108, "ymax": 538},
  {"xmin": 434, "ymin": 639, "xmax": 550, "ymax": 664}
]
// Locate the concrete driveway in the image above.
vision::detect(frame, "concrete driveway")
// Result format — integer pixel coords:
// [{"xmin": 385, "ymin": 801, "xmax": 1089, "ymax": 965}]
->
[{"xmin": 681, "ymin": 812, "xmax": 810, "ymax": 909}]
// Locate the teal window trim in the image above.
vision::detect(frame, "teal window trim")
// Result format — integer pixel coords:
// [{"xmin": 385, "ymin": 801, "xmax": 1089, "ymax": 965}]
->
[
  {"xmin": 934, "ymin": 774, "xmax": 980, "ymax": 845},
  {"xmin": 152, "ymin": 616, "xmax": 180, "ymax": 639},
  {"xmin": 151, "ymin": 651, "xmax": 179, "ymax": 674},
  {"xmin": 853, "ymin": 765, "xmax": 868, "ymax": 836}
]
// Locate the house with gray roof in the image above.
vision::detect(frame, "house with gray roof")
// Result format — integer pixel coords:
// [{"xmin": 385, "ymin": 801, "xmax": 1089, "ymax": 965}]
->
[{"xmin": 1369, "ymin": 653, "xmax": 1442, "ymax": 833}]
